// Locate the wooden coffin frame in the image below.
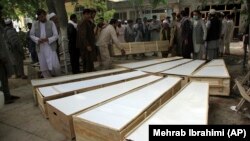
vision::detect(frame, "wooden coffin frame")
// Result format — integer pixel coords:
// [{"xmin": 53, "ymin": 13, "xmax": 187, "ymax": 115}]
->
[
  {"xmin": 73, "ymin": 77, "xmax": 182, "ymax": 141},
  {"xmin": 125, "ymin": 82, "xmax": 209, "ymax": 141},
  {"xmin": 31, "ymin": 68, "xmax": 130, "ymax": 105},
  {"xmin": 136, "ymin": 59, "xmax": 193, "ymax": 75},
  {"xmin": 111, "ymin": 41, "xmax": 169, "ymax": 56},
  {"xmin": 46, "ymin": 76, "xmax": 162, "ymax": 139},
  {"xmin": 160, "ymin": 60, "xmax": 206, "ymax": 86},
  {"xmin": 189, "ymin": 63, "xmax": 230, "ymax": 96},
  {"xmin": 36, "ymin": 71, "xmax": 149, "ymax": 118},
  {"xmin": 115, "ymin": 56, "xmax": 182, "ymax": 70}
]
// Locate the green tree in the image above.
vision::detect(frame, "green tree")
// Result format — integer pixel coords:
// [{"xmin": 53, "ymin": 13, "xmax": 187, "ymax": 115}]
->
[
  {"xmin": 128, "ymin": 0, "xmax": 168, "ymax": 18},
  {"xmin": 0, "ymin": 0, "xmax": 46, "ymax": 19}
]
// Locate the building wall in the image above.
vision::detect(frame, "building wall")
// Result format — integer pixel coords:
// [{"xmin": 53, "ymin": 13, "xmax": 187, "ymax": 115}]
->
[{"xmin": 108, "ymin": 0, "xmax": 246, "ymax": 36}]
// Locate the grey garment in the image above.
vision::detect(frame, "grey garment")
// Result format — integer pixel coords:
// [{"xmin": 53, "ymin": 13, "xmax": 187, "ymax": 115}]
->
[
  {"xmin": 149, "ymin": 21, "xmax": 161, "ymax": 41},
  {"xmin": 4, "ymin": 26, "xmax": 25, "ymax": 76},
  {"xmin": 99, "ymin": 45, "xmax": 112, "ymax": 70},
  {"xmin": 206, "ymin": 40, "xmax": 219, "ymax": 60},
  {"xmin": 124, "ymin": 26, "xmax": 135, "ymax": 42},
  {"xmin": 33, "ymin": 20, "xmax": 57, "ymax": 52},
  {"xmin": 193, "ymin": 47, "xmax": 203, "ymax": 60},
  {"xmin": 193, "ymin": 20, "xmax": 206, "ymax": 44}
]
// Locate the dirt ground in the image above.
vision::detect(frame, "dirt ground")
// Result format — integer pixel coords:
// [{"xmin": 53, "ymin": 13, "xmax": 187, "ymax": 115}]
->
[{"xmin": 0, "ymin": 42, "xmax": 249, "ymax": 141}]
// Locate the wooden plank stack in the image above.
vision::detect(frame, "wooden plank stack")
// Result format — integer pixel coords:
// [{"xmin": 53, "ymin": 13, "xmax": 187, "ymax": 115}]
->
[
  {"xmin": 189, "ymin": 59, "xmax": 230, "ymax": 96},
  {"xmin": 125, "ymin": 82, "xmax": 209, "ymax": 141},
  {"xmin": 111, "ymin": 41, "xmax": 169, "ymax": 56},
  {"xmin": 73, "ymin": 77, "xmax": 182, "ymax": 141},
  {"xmin": 46, "ymin": 76, "xmax": 162, "ymax": 139}
]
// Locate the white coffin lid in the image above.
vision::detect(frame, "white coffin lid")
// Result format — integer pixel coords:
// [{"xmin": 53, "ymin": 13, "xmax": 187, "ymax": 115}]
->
[
  {"xmin": 117, "ymin": 56, "xmax": 182, "ymax": 69},
  {"xmin": 162, "ymin": 60, "xmax": 205, "ymax": 76},
  {"xmin": 126, "ymin": 82, "xmax": 209, "ymax": 141},
  {"xmin": 76, "ymin": 76, "xmax": 182, "ymax": 130},
  {"xmin": 38, "ymin": 71, "xmax": 147, "ymax": 97},
  {"xmin": 205, "ymin": 59, "xmax": 225, "ymax": 66},
  {"xmin": 192, "ymin": 66, "xmax": 229, "ymax": 78},
  {"xmin": 47, "ymin": 75, "xmax": 161, "ymax": 115},
  {"xmin": 137, "ymin": 59, "xmax": 192, "ymax": 73},
  {"xmin": 31, "ymin": 68, "xmax": 127, "ymax": 87}
]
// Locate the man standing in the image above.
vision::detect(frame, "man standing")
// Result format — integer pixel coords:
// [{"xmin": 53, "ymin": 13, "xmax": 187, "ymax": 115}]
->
[
  {"xmin": 27, "ymin": 23, "xmax": 38, "ymax": 63},
  {"xmin": 0, "ymin": 4, "xmax": 19, "ymax": 104},
  {"xmin": 67, "ymin": 14, "xmax": 79, "ymax": 74},
  {"xmin": 76, "ymin": 9, "xmax": 96, "ymax": 72},
  {"xmin": 149, "ymin": 15, "xmax": 161, "ymax": 41},
  {"xmin": 180, "ymin": 10, "xmax": 193, "ymax": 59},
  {"xmin": 4, "ymin": 19, "xmax": 27, "ymax": 79},
  {"xmin": 30, "ymin": 9, "xmax": 61, "ymax": 78},
  {"xmin": 206, "ymin": 9, "xmax": 221, "ymax": 60},
  {"xmin": 224, "ymin": 14, "xmax": 234, "ymax": 55},
  {"xmin": 192, "ymin": 10, "xmax": 207, "ymax": 59},
  {"xmin": 96, "ymin": 19, "xmax": 125, "ymax": 70}
]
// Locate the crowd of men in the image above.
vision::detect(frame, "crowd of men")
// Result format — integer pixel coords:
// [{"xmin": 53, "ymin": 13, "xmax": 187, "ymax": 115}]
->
[{"xmin": 0, "ymin": 5, "xmax": 239, "ymax": 104}]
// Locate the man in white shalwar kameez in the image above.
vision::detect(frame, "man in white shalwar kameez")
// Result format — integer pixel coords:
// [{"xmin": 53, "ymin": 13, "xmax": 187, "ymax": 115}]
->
[{"xmin": 30, "ymin": 9, "xmax": 61, "ymax": 78}]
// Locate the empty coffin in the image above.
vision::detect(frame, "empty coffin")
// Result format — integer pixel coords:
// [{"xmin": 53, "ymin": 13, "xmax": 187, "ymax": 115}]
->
[
  {"xmin": 31, "ymin": 68, "xmax": 129, "ymax": 105},
  {"xmin": 125, "ymin": 82, "xmax": 209, "ymax": 141},
  {"xmin": 190, "ymin": 64, "xmax": 230, "ymax": 96},
  {"xmin": 46, "ymin": 75, "xmax": 162, "ymax": 139},
  {"xmin": 73, "ymin": 76, "xmax": 182, "ymax": 141},
  {"xmin": 36, "ymin": 71, "xmax": 148, "ymax": 118},
  {"xmin": 161, "ymin": 60, "xmax": 206, "ymax": 86},
  {"xmin": 116, "ymin": 56, "xmax": 182, "ymax": 69},
  {"xmin": 205, "ymin": 59, "xmax": 226, "ymax": 66},
  {"xmin": 136, "ymin": 59, "xmax": 192, "ymax": 74}
]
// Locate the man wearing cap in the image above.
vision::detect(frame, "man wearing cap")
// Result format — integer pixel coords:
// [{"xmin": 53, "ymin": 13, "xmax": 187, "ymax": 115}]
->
[
  {"xmin": 206, "ymin": 9, "xmax": 221, "ymax": 60},
  {"xmin": 30, "ymin": 9, "xmax": 61, "ymax": 78},
  {"xmin": 4, "ymin": 18, "xmax": 27, "ymax": 79},
  {"xmin": 96, "ymin": 19, "xmax": 125, "ymax": 70},
  {"xmin": 0, "ymin": 4, "xmax": 20, "ymax": 104}
]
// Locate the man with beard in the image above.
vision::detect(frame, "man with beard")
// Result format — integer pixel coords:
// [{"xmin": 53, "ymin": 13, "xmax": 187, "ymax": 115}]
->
[{"xmin": 30, "ymin": 9, "xmax": 61, "ymax": 78}]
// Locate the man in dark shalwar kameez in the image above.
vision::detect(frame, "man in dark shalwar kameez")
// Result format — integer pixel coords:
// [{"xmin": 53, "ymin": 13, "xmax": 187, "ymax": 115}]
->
[{"xmin": 76, "ymin": 9, "xmax": 96, "ymax": 72}]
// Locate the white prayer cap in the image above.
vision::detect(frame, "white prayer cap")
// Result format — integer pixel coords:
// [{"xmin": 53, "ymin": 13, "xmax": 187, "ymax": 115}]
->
[
  {"xmin": 48, "ymin": 12, "xmax": 56, "ymax": 19},
  {"xmin": 4, "ymin": 18, "xmax": 12, "ymax": 25},
  {"xmin": 209, "ymin": 9, "xmax": 216, "ymax": 15}
]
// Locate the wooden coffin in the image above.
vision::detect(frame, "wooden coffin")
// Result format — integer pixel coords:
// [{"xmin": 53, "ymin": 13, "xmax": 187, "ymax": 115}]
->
[
  {"xmin": 136, "ymin": 59, "xmax": 192, "ymax": 74},
  {"xmin": 116, "ymin": 56, "xmax": 182, "ymax": 69},
  {"xmin": 125, "ymin": 82, "xmax": 209, "ymax": 141},
  {"xmin": 205, "ymin": 59, "xmax": 226, "ymax": 66},
  {"xmin": 36, "ymin": 71, "xmax": 148, "ymax": 118},
  {"xmin": 31, "ymin": 68, "xmax": 129, "ymax": 105},
  {"xmin": 161, "ymin": 60, "xmax": 206, "ymax": 86},
  {"xmin": 111, "ymin": 41, "xmax": 169, "ymax": 56},
  {"xmin": 73, "ymin": 76, "xmax": 182, "ymax": 141},
  {"xmin": 190, "ymin": 65, "xmax": 230, "ymax": 96},
  {"xmin": 47, "ymin": 75, "xmax": 162, "ymax": 139}
]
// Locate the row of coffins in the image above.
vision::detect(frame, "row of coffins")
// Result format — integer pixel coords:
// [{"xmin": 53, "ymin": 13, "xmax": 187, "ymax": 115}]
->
[{"xmin": 31, "ymin": 57, "xmax": 229, "ymax": 140}]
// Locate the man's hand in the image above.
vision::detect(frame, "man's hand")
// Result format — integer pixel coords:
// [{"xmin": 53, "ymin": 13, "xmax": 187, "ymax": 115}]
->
[
  {"xmin": 121, "ymin": 49, "xmax": 126, "ymax": 56},
  {"xmin": 184, "ymin": 39, "xmax": 188, "ymax": 45},
  {"xmin": 87, "ymin": 46, "xmax": 92, "ymax": 52},
  {"xmin": 38, "ymin": 38, "xmax": 49, "ymax": 44}
]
